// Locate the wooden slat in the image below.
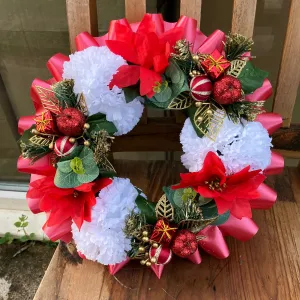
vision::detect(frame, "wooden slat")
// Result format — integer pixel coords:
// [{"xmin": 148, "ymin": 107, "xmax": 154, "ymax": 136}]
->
[
  {"xmin": 231, "ymin": 0, "xmax": 257, "ymax": 37},
  {"xmin": 125, "ymin": 0, "xmax": 146, "ymax": 23},
  {"xmin": 180, "ymin": 0, "xmax": 202, "ymax": 25},
  {"xmin": 34, "ymin": 162, "xmax": 300, "ymax": 300},
  {"xmin": 272, "ymin": 0, "xmax": 300, "ymax": 128},
  {"xmin": 66, "ymin": 0, "xmax": 98, "ymax": 52}
]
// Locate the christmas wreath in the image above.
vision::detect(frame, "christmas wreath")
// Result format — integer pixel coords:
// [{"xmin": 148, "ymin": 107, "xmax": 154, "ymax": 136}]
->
[{"xmin": 18, "ymin": 14, "xmax": 284, "ymax": 279}]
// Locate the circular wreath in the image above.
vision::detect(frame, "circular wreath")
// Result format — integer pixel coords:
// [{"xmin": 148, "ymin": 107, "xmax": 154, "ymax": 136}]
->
[{"xmin": 18, "ymin": 14, "xmax": 284, "ymax": 279}]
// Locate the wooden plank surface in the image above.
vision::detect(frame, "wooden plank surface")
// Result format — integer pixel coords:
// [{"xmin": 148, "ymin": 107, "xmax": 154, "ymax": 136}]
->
[
  {"xmin": 231, "ymin": 0, "xmax": 257, "ymax": 37},
  {"xmin": 180, "ymin": 0, "xmax": 202, "ymax": 25},
  {"xmin": 34, "ymin": 161, "xmax": 300, "ymax": 300},
  {"xmin": 272, "ymin": 0, "xmax": 300, "ymax": 128},
  {"xmin": 66, "ymin": 0, "xmax": 98, "ymax": 52},
  {"xmin": 125, "ymin": 0, "xmax": 146, "ymax": 23}
]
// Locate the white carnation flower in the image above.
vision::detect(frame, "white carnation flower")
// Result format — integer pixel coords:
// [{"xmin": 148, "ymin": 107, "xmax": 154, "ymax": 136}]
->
[
  {"xmin": 72, "ymin": 177, "xmax": 139, "ymax": 265},
  {"xmin": 180, "ymin": 117, "xmax": 272, "ymax": 174},
  {"xmin": 63, "ymin": 46, "xmax": 144, "ymax": 135}
]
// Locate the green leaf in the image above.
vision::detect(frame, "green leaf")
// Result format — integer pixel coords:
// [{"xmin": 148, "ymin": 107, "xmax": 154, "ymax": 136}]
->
[
  {"xmin": 124, "ymin": 86, "xmax": 140, "ymax": 103},
  {"xmin": 29, "ymin": 233, "xmax": 36, "ymax": 240},
  {"xmin": 87, "ymin": 113, "xmax": 117, "ymax": 135},
  {"xmin": 237, "ymin": 61, "xmax": 268, "ymax": 94},
  {"xmin": 162, "ymin": 186, "xmax": 177, "ymax": 208},
  {"xmin": 70, "ymin": 157, "xmax": 85, "ymax": 174},
  {"xmin": 80, "ymin": 147, "xmax": 97, "ymax": 170},
  {"xmin": 201, "ymin": 201, "xmax": 219, "ymax": 219},
  {"xmin": 14, "ymin": 222, "xmax": 21, "ymax": 228},
  {"xmin": 98, "ymin": 168, "xmax": 116, "ymax": 178},
  {"xmin": 59, "ymin": 146, "xmax": 84, "ymax": 162},
  {"xmin": 19, "ymin": 235, "xmax": 29, "ymax": 242},
  {"xmin": 211, "ymin": 211, "xmax": 230, "ymax": 226},
  {"xmin": 22, "ymin": 222, "xmax": 29, "ymax": 228},
  {"xmin": 173, "ymin": 189, "xmax": 184, "ymax": 207},
  {"xmin": 187, "ymin": 106, "xmax": 205, "ymax": 138},
  {"xmin": 135, "ymin": 195, "xmax": 157, "ymax": 224},
  {"xmin": 57, "ymin": 160, "xmax": 73, "ymax": 173},
  {"xmin": 54, "ymin": 169, "xmax": 81, "ymax": 188},
  {"xmin": 77, "ymin": 165, "xmax": 99, "ymax": 183}
]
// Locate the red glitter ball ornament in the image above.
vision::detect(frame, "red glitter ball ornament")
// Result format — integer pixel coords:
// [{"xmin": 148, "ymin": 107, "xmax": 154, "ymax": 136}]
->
[
  {"xmin": 213, "ymin": 75, "xmax": 242, "ymax": 105},
  {"xmin": 171, "ymin": 230, "xmax": 198, "ymax": 258},
  {"xmin": 56, "ymin": 108, "xmax": 85, "ymax": 137}
]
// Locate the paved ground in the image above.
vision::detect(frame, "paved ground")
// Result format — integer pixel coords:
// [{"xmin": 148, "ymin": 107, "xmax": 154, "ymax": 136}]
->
[{"xmin": 0, "ymin": 242, "xmax": 56, "ymax": 300}]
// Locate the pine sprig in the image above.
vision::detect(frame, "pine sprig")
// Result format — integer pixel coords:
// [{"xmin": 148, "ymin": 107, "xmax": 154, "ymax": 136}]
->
[
  {"xmin": 52, "ymin": 79, "xmax": 77, "ymax": 108},
  {"xmin": 226, "ymin": 101, "xmax": 264, "ymax": 123},
  {"xmin": 19, "ymin": 141, "xmax": 51, "ymax": 162},
  {"xmin": 224, "ymin": 32, "xmax": 254, "ymax": 61}
]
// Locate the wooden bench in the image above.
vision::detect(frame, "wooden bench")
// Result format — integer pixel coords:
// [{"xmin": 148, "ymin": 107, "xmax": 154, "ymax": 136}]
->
[{"xmin": 34, "ymin": 0, "xmax": 300, "ymax": 299}]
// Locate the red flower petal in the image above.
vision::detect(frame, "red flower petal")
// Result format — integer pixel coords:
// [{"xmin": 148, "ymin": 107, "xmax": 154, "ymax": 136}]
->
[
  {"xmin": 136, "ymin": 14, "xmax": 156, "ymax": 36},
  {"xmin": 139, "ymin": 67, "xmax": 162, "ymax": 96},
  {"xmin": 109, "ymin": 65, "xmax": 140, "ymax": 89},
  {"xmin": 92, "ymin": 178, "xmax": 112, "ymax": 194},
  {"xmin": 75, "ymin": 182, "xmax": 95, "ymax": 193},
  {"xmin": 159, "ymin": 27, "xmax": 184, "ymax": 48},
  {"xmin": 214, "ymin": 197, "xmax": 233, "ymax": 215},
  {"xmin": 230, "ymin": 199, "xmax": 252, "ymax": 219},
  {"xmin": 112, "ymin": 22, "xmax": 135, "ymax": 43},
  {"xmin": 105, "ymin": 40, "xmax": 139, "ymax": 64}
]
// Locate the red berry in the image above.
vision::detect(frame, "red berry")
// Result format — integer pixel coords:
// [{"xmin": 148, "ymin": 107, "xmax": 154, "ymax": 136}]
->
[
  {"xmin": 171, "ymin": 230, "xmax": 198, "ymax": 258},
  {"xmin": 213, "ymin": 75, "xmax": 242, "ymax": 105}
]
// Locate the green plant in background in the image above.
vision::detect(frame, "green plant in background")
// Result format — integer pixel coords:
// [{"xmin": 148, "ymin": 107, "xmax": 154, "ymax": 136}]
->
[
  {"xmin": 0, "ymin": 232, "xmax": 14, "ymax": 245},
  {"xmin": 14, "ymin": 214, "xmax": 36, "ymax": 242}
]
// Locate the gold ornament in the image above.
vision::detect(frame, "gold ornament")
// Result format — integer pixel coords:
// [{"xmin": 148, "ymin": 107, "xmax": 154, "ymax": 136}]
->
[
  {"xmin": 84, "ymin": 140, "xmax": 90, "ymax": 147},
  {"xmin": 150, "ymin": 257, "xmax": 157, "ymax": 264},
  {"xmin": 29, "ymin": 135, "xmax": 52, "ymax": 147},
  {"xmin": 226, "ymin": 59, "xmax": 247, "ymax": 78},
  {"xmin": 206, "ymin": 109, "xmax": 213, "ymax": 115},
  {"xmin": 142, "ymin": 231, "xmax": 148, "ymax": 237},
  {"xmin": 69, "ymin": 137, "xmax": 76, "ymax": 143},
  {"xmin": 48, "ymin": 142, "xmax": 54, "ymax": 150},
  {"xmin": 140, "ymin": 260, "xmax": 146, "ymax": 265},
  {"xmin": 155, "ymin": 194, "xmax": 174, "ymax": 221},
  {"xmin": 145, "ymin": 252, "xmax": 149, "ymax": 257},
  {"xmin": 189, "ymin": 72, "xmax": 194, "ymax": 77},
  {"xmin": 193, "ymin": 55, "xmax": 199, "ymax": 61},
  {"xmin": 83, "ymin": 123, "xmax": 90, "ymax": 129},
  {"xmin": 31, "ymin": 129, "xmax": 39, "ymax": 135},
  {"xmin": 195, "ymin": 102, "xmax": 202, "ymax": 108},
  {"xmin": 152, "ymin": 243, "xmax": 159, "ymax": 249},
  {"xmin": 142, "ymin": 237, "xmax": 149, "ymax": 243},
  {"xmin": 138, "ymin": 246, "xmax": 145, "ymax": 253},
  {"xmin": 146, "ymin": 261, "xmax": 152, "ymax": 267},
  {"xmin": 197, "ymin": 116, "xmax": 203, "ymax": 122},
  {"xmin": 192, "ymin": 70, "xmax": 198, "ymax": 75},
  {"xmin": 34, "ymin": 85, "xmax": 61, "ymax": 115}
]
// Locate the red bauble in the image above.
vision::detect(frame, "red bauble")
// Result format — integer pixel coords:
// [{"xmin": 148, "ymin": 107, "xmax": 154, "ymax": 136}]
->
[
  {"xmin": 171, "ymin": 230, "xmax": 198, "ymax": 258},
  {"xmin": 190, "ymin": 75, "xmax": 213, "ymax": 101},
  {"xmin": 56, "ymin": 108, "xmax": 85, "ymax": 137},
  {"xmin": 213, "ymin": 75, "xmax": 242, "ymax": 105},
  {"xmin": 149, "ymin": 245, "xmax": 173, "ymax": 265},
  {"xmin": 54, "ymin": 136, "xmax": 78, "ymax": 157}
]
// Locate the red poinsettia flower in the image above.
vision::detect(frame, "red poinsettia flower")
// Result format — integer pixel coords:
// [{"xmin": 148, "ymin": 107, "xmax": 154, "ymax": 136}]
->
[
  {"xmin": 27, "ymin": 176, "xmax": 112, "ymax": 229},
  {"xmin": 106, "ymin": 14, "xmax": 183, "ymax": 98},
  {"xmin": 172, "ymin": 152, "xmax": 265, "ymax": 219}
]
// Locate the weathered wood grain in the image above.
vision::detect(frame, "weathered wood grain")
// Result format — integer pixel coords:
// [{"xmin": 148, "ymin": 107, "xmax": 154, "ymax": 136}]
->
[
  {"xmin": 34, "ymin": 161, "xmax": 300, "ymax": 300},
  {"xmin": 272, "ymin": 0, "xmax": 300, "ymax": 127},
  {"xmin": 231, "ymin": 0, "xmax": 257, "ymax": 37},
  {"xmin": 180, "ymin": 0, "xmax": 202, "ymax": 25},
  {"xmin": 125, "ymin": 0, "xmax": 146, "ymax": 23},
  {"xmin": 66, "ymin": 0, "xmax": 98, "ymax": 52}
]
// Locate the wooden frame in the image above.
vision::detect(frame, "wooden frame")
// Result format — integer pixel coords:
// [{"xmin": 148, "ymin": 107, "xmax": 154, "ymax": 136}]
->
[{"xmin": 65, "ymin": 0, "xmax": 300, "ymax": 157}]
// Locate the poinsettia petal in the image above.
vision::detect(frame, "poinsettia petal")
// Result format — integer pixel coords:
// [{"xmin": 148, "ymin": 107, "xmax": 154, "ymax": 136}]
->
[
  {"xmin": 139, "ymin": 67, "xmax": 162, "ymax": 96},
  {"xmin": 153, "ymin": 53, "xmax": 169, "ymax": 73},
  {"xmin": 135, "ymin": 34, "xmax": 154, "ymax": 69},
  {"xmin": 136, "ymin": 14, "xmax": 156, "ymax": 35},
  {"xmin": 92, "ymin": 178, "xmax": 112, "ymax": 193},
  {"xmin": 106, "ymin": 40, "xmax": 139, "ymax": 64},
  {"xmin": 215, "ymin": 197, "xmax": 233, "ymax": 215},
  {"xmin": 109, "ymin": 65, "xmax": 140, "ymax": 89},
  {"xmin": 39, "ymin": 195, "xmax": 56, "ymax": 212},
  {"xmin": 227, "ymin": 167, "xmax": 262, "ymax": 185},
  {"xmin": 112, "ymin": 22, "xmax": 135, "ymax": 43},
  {"xmin": 196, "ymin": 186, "xmax": 220, "ymax": 198},
  {"xmin": 47, "ymin": 206, "xmax": 72, "ymax": 227},
  {"xmin": 75, "ymin": 182, "xmax": 95, "ymax": 193},
  {"xmin": 230, "ymin": 199, "xmax": 252, "ymax": 219}
]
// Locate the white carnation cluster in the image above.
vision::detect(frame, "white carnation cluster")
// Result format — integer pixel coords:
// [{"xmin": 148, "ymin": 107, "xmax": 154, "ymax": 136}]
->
[
  {"xmin": 72, "ymin": 177, "xmax": 139, "ymax": 265},
  {"xmin": 180, "ymin": 117, "xmax": 272, "ymax": 174},
  {"xmin": 63, "ymin": 46, "xmax": 144, "ymax": 135}
]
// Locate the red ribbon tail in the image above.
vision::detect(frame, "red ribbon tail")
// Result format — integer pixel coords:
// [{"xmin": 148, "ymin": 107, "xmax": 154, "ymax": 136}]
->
[
  {"xmin": 198, "ymin": 226, "xmax": 229, "ymax": 259},
  {"xmin": 75, "ymin": 32, "xmax": 99, "ymax": 51},
  {"xmin": 245, "ymin": 79, "xmax": 273, "ymax": 102},
  {"xmin": 218, "ymin": 215, "xmax": 258, "ymax": 242},
  {"xmin": 251, "ymin": 183, "xmax": 277, "ymax": 209},
  {"xmin": 186, "ymin": 248, "xmax": 202, "ymax": 264},
  {"xmin": 264, "ymin": 151, "xmax": 284, "ymax": 175},
  {"xmin": 47, "ymin": 53, "xmax": 69, "ymax": 81},
  {"xmin": 108, "ymin": 257, "xmax": 131, "ymax": 275},
  {"xmin": 18, "ymin": 115, "xmax": 35, "ymax": 134},
  {"xmin": 198, "ymin": 29, "xmax": 226, "ymax": 54},
  {"xmin": 151, "ymin": 264, "xmax": 165, "ymax": 279},
  {"xmin": 255, "ymin": 112, "xmax": 282, "ymax": 135},
  {"xmin": 42, "ymin": 216, "xmax": 72, "ymax": 242}
]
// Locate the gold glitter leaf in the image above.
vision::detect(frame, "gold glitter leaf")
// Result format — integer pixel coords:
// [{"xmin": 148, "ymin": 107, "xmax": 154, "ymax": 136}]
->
[
  {"xmin": 194, "ymin": 103, "xmax": 226, "ymax": 141},
  {"xmin": 35, "ymin": 86, "xmax": 61, "ymax": 115},
  {"xmin": 226, "ymin": 59, "xmax": 247, "ymax": 78},
  {"xmin": 155, "ymin": 194, "xmax": 174, "ymax": 221},
  {"xmin": 29, "ymin": 135, "xmax": 51, "ymax": 147},
  {"xmin": 168, "ymin": 91, "xmax": 192, "ymax": 110}
]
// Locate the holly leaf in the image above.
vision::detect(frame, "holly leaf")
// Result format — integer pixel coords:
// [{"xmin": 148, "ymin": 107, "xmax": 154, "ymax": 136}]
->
[
  {"xmin": 124, "ymin": 86, "xmax": 140, "ymax": 103},
  {"xmin": 135, "ymin": 195, "xmax": 157, "ymax": 224},
  {"xmin": 237, "ymin": 61, "xmax": 268, "ymax": 94},
  {"xmin": 86, "ymin": 113, "xmax": 117, "ymax": 135},
  {"xmin": 211, "ymin": 210, "xmax": 230, "ymax": 226}
]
